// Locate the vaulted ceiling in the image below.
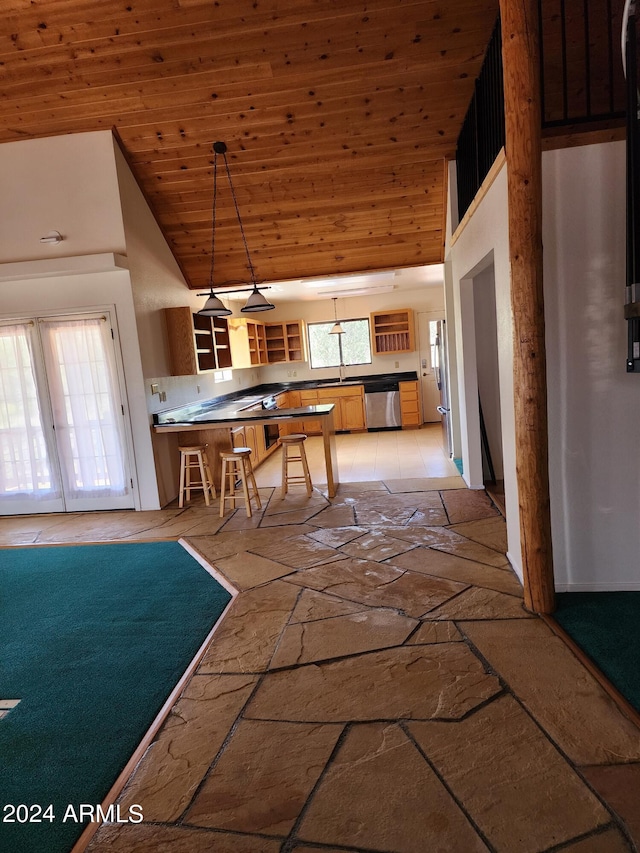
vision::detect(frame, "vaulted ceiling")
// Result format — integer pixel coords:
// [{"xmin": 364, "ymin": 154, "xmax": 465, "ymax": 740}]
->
[{"xmin": 0, "ymin": 0, "xmax": 499, "ymax": 289}]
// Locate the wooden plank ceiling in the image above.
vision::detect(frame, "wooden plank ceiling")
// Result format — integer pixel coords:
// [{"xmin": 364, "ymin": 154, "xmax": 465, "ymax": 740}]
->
[{"xmin": 0, "ymin": 0, "xmax": 499, "ymax": 289}]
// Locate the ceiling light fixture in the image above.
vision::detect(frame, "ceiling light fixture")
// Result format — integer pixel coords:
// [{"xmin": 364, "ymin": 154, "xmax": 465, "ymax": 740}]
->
[
  {"xmin": 198, "ymin": 141, "xmax": 273, "ymax": 317},
  {"xmin": 304, "ymin": 271, "xmax": 391, "ymax": 289},
  {"xmin": 328, "ymin": 297, "xmax": 345, "ymax": 335},
  {"xmin": 318, "ymin": 284, "xmax": 396, "ymax": 298}
]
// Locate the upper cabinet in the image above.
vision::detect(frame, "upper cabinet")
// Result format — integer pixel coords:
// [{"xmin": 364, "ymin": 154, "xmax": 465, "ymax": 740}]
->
[
  {"xmin": 165, "ymin": 307, "xmax": 231, "ymax": 375},
  {"xmin": 228, "ymin": 318, "xmax": 268, "ymax": 368},
  {"xmin": 264, "ymin": 320, "xmax": 307, "ymax": 363},
  {"xmin": 370, "ymin": 309, "xmax": 415, "ymax": 354}
]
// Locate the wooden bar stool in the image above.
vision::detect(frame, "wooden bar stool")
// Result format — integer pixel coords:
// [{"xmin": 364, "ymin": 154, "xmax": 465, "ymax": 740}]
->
[
  {"xmin": 219, "ymin": 447, "xmax": 262, "ymax": 518},
  {"xmin": 178, "ymin": 445, "xmax": 215, "ymax": 507},
  {"xmin": 280, "ymin": 434, "xmax": 313, "ymax": 497}
]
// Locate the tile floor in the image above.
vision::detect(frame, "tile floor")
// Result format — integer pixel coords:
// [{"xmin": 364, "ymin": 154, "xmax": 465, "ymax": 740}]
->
[
  {"xmin": 255, "ymin": 424, "xmax": 461, "ymax": 487},
  {"xmin": 2, "ymin": 469, "xmax": 640, "ymax": 852}
]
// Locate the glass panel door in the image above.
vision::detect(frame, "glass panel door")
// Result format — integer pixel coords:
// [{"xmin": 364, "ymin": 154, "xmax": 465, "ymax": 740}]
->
[
  {"xmin": 39, "ymin": 315, "xmax": 134, "ymax": 512},
  {"xmin": 0, "ymin": 322, "xmax": 64, "ymax": 515}
]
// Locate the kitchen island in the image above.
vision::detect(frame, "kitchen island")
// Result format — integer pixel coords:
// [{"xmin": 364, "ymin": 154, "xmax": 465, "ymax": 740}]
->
[{"xmin": 153, "ymin": 403, "xmax": 339, "ymax": 497}]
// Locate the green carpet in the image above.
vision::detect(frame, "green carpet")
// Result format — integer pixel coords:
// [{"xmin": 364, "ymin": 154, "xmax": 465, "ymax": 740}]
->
[
  {"xmin": 0, "ymin": 541, "xmax": 232, "ymax": 853},
  {"xmin": 554, "ymin": 592, "xmax": 640, "ymax": 713}
]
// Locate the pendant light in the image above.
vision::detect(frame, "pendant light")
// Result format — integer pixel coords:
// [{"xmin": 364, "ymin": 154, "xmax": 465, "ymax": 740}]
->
[
  {"xmin": 329, "ymin": 297, "xmax": 345, "ymax": 334},
  {"xmin": 198, "ymin": 141, "xmax": 274, "ymax": 316}
]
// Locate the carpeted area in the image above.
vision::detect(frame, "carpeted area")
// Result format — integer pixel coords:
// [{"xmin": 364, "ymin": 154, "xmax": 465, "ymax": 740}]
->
[
  {"xmin": 554, "ymin": 592, "xmax": 640, "ymax": 714},
  {"xmin": 0, "ymin": 541, "xmax": 232, "ymax": 853}
]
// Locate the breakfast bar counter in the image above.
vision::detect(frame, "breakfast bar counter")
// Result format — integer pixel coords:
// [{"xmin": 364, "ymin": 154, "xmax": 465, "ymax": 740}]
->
[{"xmin": 153, "ymin": 403, "xmax": 339, "ymax": 497}]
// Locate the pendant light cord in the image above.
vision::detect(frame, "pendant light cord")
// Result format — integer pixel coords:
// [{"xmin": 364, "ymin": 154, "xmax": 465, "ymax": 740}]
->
[
  {"xmin": 207, "ymin": 149, "xmax": 219, "ymax": 293},
  {"xmin": 221, "ymin": 150, "xmax": 258, "ymax": 287}
]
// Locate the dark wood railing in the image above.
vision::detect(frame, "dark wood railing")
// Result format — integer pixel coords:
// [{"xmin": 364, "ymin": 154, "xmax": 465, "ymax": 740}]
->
[
  {"xmin": 456, "ymin": 0, "xmax": 626, "ymax": 222},
  {"xmin": 456, "ymin": 18, "xmax": 505, "ymax": 222}
]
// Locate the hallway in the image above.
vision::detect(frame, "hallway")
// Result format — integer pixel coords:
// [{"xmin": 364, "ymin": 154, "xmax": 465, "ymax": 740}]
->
[{"xmin": 3, "ymin": 475, "xmax": 638, "ymax": 852}]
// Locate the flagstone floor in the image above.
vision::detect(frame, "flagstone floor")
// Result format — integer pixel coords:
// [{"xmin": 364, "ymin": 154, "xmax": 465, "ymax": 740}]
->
[{"xmin": 3, "ymin": 481, "xmax": 640, "ymax": 852}]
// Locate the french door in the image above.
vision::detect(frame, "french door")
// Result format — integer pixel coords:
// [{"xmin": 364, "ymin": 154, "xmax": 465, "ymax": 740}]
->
[{"xmin": 0, "ymin": 313, "xmax": 135, "ymax": 515}]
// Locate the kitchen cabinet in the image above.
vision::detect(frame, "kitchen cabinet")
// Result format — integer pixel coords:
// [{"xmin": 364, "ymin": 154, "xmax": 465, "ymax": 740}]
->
[
  {"xmin": 317, "ymin": 386, "xmax": 365, "ymax": 432},
  {"xmin": 278, "ymin": 390, "xmax": 307, "ymax": 437},
  {"xmin": 399, "ymin": 380, "xmax": 421, "ymax": 428},
  {"xmin": 165, "ymin": 307, "xmax": 232, "ymax": 375},
  {"xmin": 228, "ymin": 318, "xmax": 268, "ymax": 368},
  {"xmin": 232, "ymin": 423, "xmax": 258, "ymax": 460},
  {"xmin": 294, "ymin": 385, "xmax": 366, "ymax": 434},
  {"xmin": 298, "ymin": 388, "xmax": 323, "ymax": 435},
  {"xmin": 265, "ymin": 321, "xmax": 307, "ymax": 363},
  {"xmin": 371, "ymin": 309, "xmax": 415, "ymax": 354}
]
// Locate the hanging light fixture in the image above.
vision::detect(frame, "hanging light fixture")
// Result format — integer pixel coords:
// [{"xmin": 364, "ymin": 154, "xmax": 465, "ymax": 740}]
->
[
  {"xmin": 198, "ymin": 141, "xmax": 274, "ymax": 316},
  {"xmin": 329, "ymin": 297, "xmax": 345, "ymax": 334}
]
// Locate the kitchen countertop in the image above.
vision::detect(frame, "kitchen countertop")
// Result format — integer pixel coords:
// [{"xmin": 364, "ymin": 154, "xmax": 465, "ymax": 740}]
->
[
  {"xmin": 154, "ymin": 403, "xmax": 335, "ymax": 427},
  {"xmin": 152, "ymin": 371, "xmax": 418, "ymax": 426}
]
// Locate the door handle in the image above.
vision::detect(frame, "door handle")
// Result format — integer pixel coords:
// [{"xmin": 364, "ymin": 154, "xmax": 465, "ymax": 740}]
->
[{"xmin": 436, "ymin": 406, "xmax": 450, "ymax": 415}]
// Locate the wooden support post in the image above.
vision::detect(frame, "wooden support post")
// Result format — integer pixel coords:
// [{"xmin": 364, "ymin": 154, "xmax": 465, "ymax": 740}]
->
[{"xmin": 499, "ymin": 0, "xmax": 555, "ymax": 613}]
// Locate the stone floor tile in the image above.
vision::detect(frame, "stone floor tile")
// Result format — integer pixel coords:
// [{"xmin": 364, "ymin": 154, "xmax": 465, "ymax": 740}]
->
[
  {"xmin": 188, "ymin": 526, "xmax": 318, "ymax": 562},
  {"xmin": 306, "ymin": 525, "xmax": 368, "ymax": 548},
  {"xmin": 122, "ymin": 507, "xmax": 228, "ymax": 539},
  {"xmin": 360, "ymin": 491, "xmax": 445, "ymax": 510},
  {"xmin": 261, "ymin": 507, "xmax": 331, "ymax": 527},
  {"xmin": 404, "ymin": 506, "xmax": 452, "ymax": 526},
  {"xmin": 448, "ymin": 516, "xmax": 509, "ymax": 553},
  {"xmin": 198, "ymin": 580, "xmax": 299, "ymax": 673},
  {"xmin": 430, "ymin": 536, "xmax": 510, "ymax": 568},
  {"xmin": 334, "ymin": 481, "xmax": 387, "ymax": 493},
  {"xmin": 250, "ymin": 533, "xmax": 347, "ymax": 569},
  {"xmin": 185, "ymin": 719, "xmax": 342, "ymax": 835},
  {"xmin": 87, "ymin": 823, "xmax": 282, "ymax": 852},
  {"xmin": 389, "ymin": 547, "xmax": 522, "ymax": 597},
  {"xmin": 377, "ymin": 523, "xmax": 470, "ymax": 547},
  {"xmin": 408, "ymin": 694, "xmax": 610, "ymax": 853},
  {"xmin": 338, "ymin": 530, "xmax": 417, "ymax": 561},
  {"xmin": 118, "ymin": 674, "xmax": 257, "ymax": 822},
  {"xmin": 384, "ymin": 476, "xmax": 467, "ymax": 492},
  {"xmin": 440, "ymin": 489, "xmax": 500, "ymax": 524},
  {"xmin": 297, "ymin": 723, "xmax": 488, "ymax": 852},
  {"xmin": 308, "ymin": 504, "xmax": 357, "ymax": 528},
  {"xmin": 285, "ymin": 557, "xmax": 468, "ymax": 618},
  {"xmin": 559, "ymin": 828, "xmax": 634, "ymax": 852},
  {"xmin": 218, "ymin": 507, "xmax": 265, "ymax": 531},
  {"xmin": 292, "ymin": 847, "xmax": 365, "ymax": 853},
  {"xmin": 581, "ymin": 763, "xmax": 640, "ymax": 847},
  {"xmin": 407, "ymin": 620, "xmax": 463, "ymax": 644},
  {"xmin": 33, "ymin": 510, "xmax": 183, "ymax": 543},
  {"xmin": 378, "ymin": 522, "xmax": 511, "ymax": 566},
  {"xmin": 427, "ymin": 586, "xmax": 532, "ymax": 620},
  {"xmin": 352, "ymin": 504, "xmax": 422, "ymax": 526},
  {"xmin": 269, "ymin": 609, "xmax": 418, "ymax": 668},
  {"xmin": 462, "ymin": 620, "xmax": 640, "ymax": 765},
  {"xmin": 213, "ymin": 551, "xmax": 295, "ymax": 590},
  {"xmin": 264, "ymin": 491, "xmax": 329, "ymax": 515},
  {"xmin": 289, "ymin": 589, "xmax": 369, "ymax": 623},
  {"xmin": 246, "ymin": 644, "xmax": 501, "ymax": 722}
]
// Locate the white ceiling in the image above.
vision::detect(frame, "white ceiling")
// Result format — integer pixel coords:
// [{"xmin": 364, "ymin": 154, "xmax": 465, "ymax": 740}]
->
[{"xmin": 224, "ymin": 264, "xmax": 445, "ymax": 303}]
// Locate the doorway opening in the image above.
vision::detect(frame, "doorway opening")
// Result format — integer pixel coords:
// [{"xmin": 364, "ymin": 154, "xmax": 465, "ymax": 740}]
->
[{"xmin": 473, "ymin": 264, "xmax": 504, "ymax": 511}]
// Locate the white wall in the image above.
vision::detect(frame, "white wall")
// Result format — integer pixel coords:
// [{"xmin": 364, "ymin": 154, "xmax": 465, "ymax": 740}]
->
[
  {"xmin": 0, "ymin": 132, "xmax": 159, "ymax": 510},
  {"xmin": 445, "ymin": 164, "xmax": 522, "ymax": 581},
  {"xmin": 543, "ymin": 141, "xmax": 640, "ymax": 590},
  {"xmin": 0, "ymin": 133, "xmax": 126, "ymax": 263},
  {"xmin": 448, "ymin": 140, "xmax": 640, "ymax": 591}
]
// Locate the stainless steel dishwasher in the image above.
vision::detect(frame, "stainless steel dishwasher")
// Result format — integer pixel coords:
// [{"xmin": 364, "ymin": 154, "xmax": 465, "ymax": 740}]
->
[{"xmin": 364, "ymin": 380, "xmax": 401, "ymax": 430}]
